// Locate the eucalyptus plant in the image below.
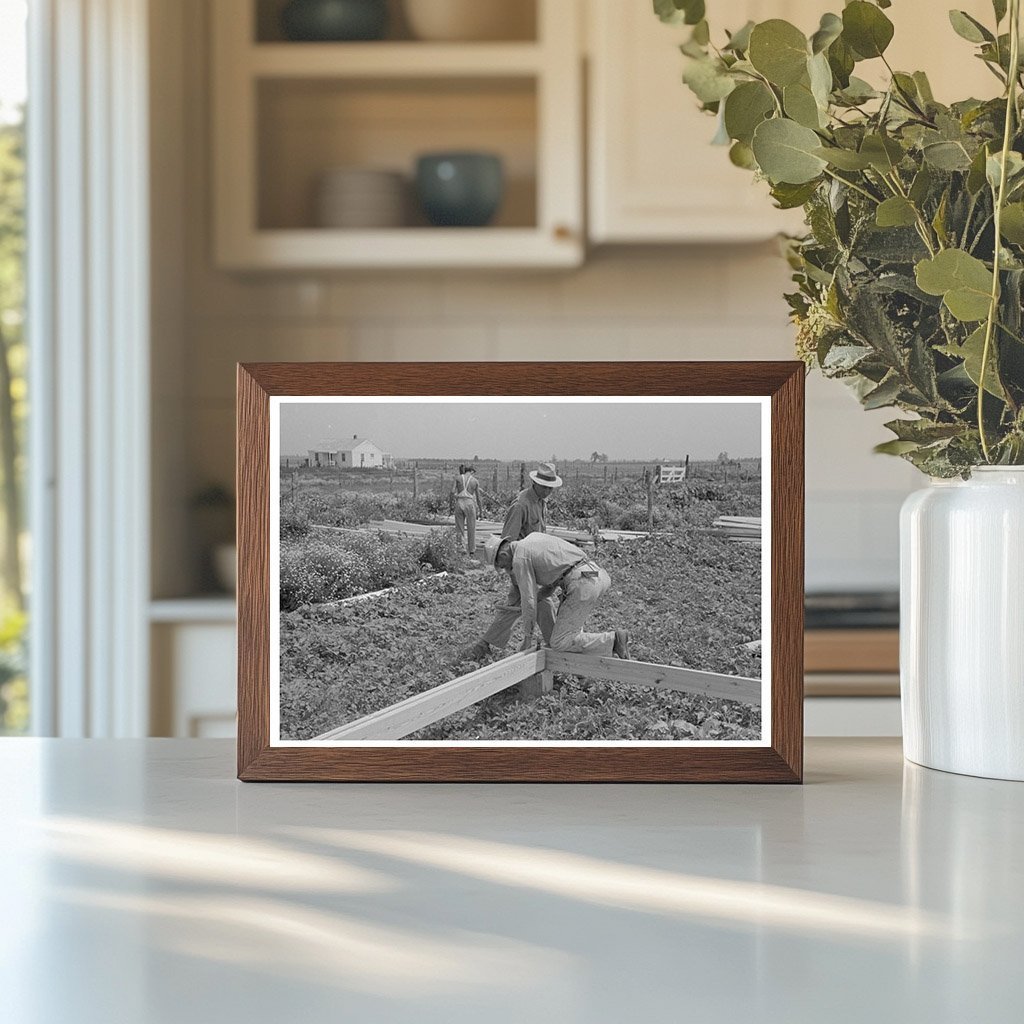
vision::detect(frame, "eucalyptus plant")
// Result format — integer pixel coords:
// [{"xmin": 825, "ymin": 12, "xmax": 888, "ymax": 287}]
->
[{"xmin": 657, "ymin": 0, "xmax": 1024, "ymax": 475}]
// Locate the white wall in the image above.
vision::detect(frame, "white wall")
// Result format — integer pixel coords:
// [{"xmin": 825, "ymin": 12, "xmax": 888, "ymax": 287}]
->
[{"xmin": 156, "ymin": 0, "xmax": 920, "ymax": 598}]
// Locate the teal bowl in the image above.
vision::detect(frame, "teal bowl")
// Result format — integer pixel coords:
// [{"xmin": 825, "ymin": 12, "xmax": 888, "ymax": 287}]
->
[
  {"xmin": 415, "ymin": 153, "xmax": 505, "ymax": 228},
  {"xmin": 281, "ymin": 0, "xmax": 388, "ymax": 42}
]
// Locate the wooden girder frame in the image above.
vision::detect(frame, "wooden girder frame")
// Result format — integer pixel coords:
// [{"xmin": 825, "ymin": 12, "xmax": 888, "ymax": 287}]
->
[{"xmin": 313, "ymin": 649, "xmax": 762, "ymax": 742}]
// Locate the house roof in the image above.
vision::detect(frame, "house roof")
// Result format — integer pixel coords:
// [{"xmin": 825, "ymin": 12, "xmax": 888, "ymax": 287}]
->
[{"xmin": 310, "ymin": 437, "xmax": 376, "ymax": 452}]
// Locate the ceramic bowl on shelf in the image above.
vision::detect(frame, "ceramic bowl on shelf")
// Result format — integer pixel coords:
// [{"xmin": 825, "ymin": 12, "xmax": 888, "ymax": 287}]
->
[
  {"xmin": 280, "ymin": 0, "xmax": 388, "ymax": 42},
  {"xmin": 414, "ymin": 152, "xmax": 504, "ymax": 227},
  {"xmin": 403, "ymin": 0, "xmax": 534, "ymax": 42},
  {"xmin": 315, "ymin": 167, "xmax": 407, "ymax": 228}
]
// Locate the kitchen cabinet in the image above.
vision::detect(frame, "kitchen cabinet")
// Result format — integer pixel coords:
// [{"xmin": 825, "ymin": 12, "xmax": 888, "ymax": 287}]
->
[
  {"xmin": 211, "ymin": 0, "xmax": 583, "ymax": 269},
  {"xmin": 150, "ymin": 600, "xmax": 237, "ymax": 737},
  {"xmin": 586, "ymin": 0, "xmax": 999, "ymax": 244},
  {"xmin": 587, "ymin": 0, "xmax": 811, "ymax": 243}
]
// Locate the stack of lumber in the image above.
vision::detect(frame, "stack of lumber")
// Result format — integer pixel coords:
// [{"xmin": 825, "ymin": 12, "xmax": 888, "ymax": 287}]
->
[{"xmin": 711, "ymin": 516, "xmax": 761, "ymax": 545}]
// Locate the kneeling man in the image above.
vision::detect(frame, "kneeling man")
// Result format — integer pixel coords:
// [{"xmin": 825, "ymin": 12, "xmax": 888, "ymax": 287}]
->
[{"xmin": 480, "ymin": 533, "xmax": 629, "ymax": 658}]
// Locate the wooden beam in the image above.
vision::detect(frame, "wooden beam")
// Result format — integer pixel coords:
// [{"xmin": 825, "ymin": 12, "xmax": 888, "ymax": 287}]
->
[
  {"xmin": 519, "ymin": 669, "xmax": 554, "ymax": 700},
  {"xmin": 545, "ymin": 652, "xmax": 762, "ymax": 706},
  {"xmin": 314, "ymin": 650, "xmax": 545, "ymax": 741}
]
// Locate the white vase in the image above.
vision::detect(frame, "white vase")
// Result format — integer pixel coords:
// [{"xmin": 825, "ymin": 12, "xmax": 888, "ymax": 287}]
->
[{"xmin": 900, "ymin": 467, "xmax": 1024, "ymax": 780}]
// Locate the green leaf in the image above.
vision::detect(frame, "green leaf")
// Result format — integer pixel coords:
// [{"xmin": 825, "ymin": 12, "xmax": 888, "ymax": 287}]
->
[
  {"xmin": 729, "ymin": 140, "xmax": 757, "ymax": 169},
  {"xmin": 827, "ymin": 35, "xmax": 856, "ymax": 88},
  {"xmin": 814, "ymin": 146, "xmax": 872, "ymax": 170},
  {"xmin": 682, "ymin": 57, "xmax": 736, "ymax": 104},
  {"xmin": 653, "ymin": 0, "xmax": 705, "ymax": 26},
  {"xmin": 770, "ymin": 180, "xmax": 820, "ymax": 209},
  {"xmin": 948, "ymin": 10, "xmax": 994, "ymax": 44},
  {"xmin": 862, "ymin": 375, "xmax": 903, "ymax": 409},
  {"xmin": 876, "ymin": 197, "xmax": 918, "ymax": 228},
  {"xmin": 932, "ymin": 190, "xmax": 950, "ymax": 247},
  {"xmin": 837, "ymin": 76, "xmax": 879, "ymax": 104},
  {"xmin": 915, "ymin": 249, "xmax": 994, "ymax": 322},
  {"xmin": 923, "ymin": 140, "xmax": 972, "ymax": 171},
  {"xmin": 939, "ymin": 325, "xmax": 1006, "ymax": 397},
  {"xmin": 986, "ymin": 150, "xmax": 1024, "ymax": 191},
  {"xmin": 842, "ymin": 1, "xmax": 895, "ymax": 59},
  {"xmin": 784, "ymin": 80, "xmax": 824, "ymax": 129},
  {"xmin": 1000, "ymin": 203, "xmax": 1024, "ymax": 244},
  {"xmin": 810, "ymin": 12, "xmax": 843, "ymax": 54},
  {"xmin": 860, "ymin": 133, "xmax": 904, "ymax": 173},
  {"xmin": 724, "ymin": 20, "xmax": 755, "ymax": 53},
  {"xmin": 913, "ymin": 71, "xmax": 935, "ymax": 104},
  {"xmin": 884, "ymin": 418, "xmax": 964, "ymax": 443},
  {"xmin": 874, "ymin": 439, "xmax": 922, "ymax": 455},
  {"xmin": 723, "ymin": 81, "xmax": 775, "ymax": 144},
  {"xmin": 748, "ymin": 20, "xmax": 809, "ymax": 86},
  {"xmin": 751, "ymin": 118, "xmax": 828, "ymax": 184},
  {"xmin": 909, "ymin": 164, "xmax": 933, "ymax": 205},
  {"xmin": 808, "ymin": 51, "xmax": 833, "ymax": 109},
  {"xmin": 967, "ymin": 144, "xmax": 991, "ymax": 194}
]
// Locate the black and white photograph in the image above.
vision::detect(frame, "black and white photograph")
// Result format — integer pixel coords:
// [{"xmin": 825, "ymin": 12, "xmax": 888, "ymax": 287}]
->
[{"xmin": 270, "ymin": 396, "xmax": 770, "ymax": 745}]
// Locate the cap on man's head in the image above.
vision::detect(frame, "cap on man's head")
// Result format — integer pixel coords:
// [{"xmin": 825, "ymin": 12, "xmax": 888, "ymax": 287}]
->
[
  {"xmin": 480, "ymin": 534, "xmax": 510, "ymax": 568},
  {"xmin": 529, "ymin": 462, "xmax": 563, "ymax": 488}
]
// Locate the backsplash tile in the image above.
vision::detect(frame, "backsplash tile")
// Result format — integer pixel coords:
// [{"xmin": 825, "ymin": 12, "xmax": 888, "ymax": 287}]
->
[{"xmin": 183, "ymin": 251, "xmax": 914, "ymax": 591}]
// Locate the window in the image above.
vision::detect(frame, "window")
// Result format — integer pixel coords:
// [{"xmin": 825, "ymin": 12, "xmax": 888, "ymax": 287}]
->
[{"xmin": 0, "ymin": 0, "xmax": 27, "ymax": 735}]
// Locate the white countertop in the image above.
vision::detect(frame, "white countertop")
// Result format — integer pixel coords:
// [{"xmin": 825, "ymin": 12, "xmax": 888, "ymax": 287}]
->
[{"xmin": 1, "ymin": 738, "xmax": 1020, "ymax": 1023}]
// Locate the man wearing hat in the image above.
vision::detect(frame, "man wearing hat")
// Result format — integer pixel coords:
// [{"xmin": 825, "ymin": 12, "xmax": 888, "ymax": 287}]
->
[
  {"xmin": 459, "ymin": 462, "xmax": 563, "ymax": 661},
  {"xmin": 479, "ymin": 533, "xmax": 629, "ymax": 658}
]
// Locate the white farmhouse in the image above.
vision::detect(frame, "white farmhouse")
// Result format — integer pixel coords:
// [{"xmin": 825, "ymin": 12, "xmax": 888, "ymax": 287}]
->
[{"xmin": 307, "ymin": 434, "xmax": 387, "ymax": 469}]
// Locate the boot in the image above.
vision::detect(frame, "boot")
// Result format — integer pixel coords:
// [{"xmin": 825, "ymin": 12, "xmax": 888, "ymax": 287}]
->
[{"xmin": 613, "ymin": 630, "xmax": 630, "ymax": 660}]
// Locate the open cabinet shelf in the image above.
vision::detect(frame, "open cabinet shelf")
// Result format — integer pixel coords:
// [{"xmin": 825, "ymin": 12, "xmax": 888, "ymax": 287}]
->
[{"xmin": 212, "ymin": 0, "xmax": 582, "ymax": 269}]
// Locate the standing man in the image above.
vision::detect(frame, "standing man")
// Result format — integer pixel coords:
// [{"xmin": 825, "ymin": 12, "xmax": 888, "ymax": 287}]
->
[
  {"xmin": 451, "ymin": 464, "xmax": 483, "ymax": 556},
  {"xmin": 479, "ymin": 533, "xmax": 629, "ymax": 658},
  {"xmin": 459, "ymin": 462, "xmax": 562, "ymax": 661}
]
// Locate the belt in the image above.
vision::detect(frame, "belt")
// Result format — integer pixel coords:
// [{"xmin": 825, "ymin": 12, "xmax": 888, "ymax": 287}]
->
[{"xmin": 553, "ymin": 559, "xmax": 599, "ymax": 590}]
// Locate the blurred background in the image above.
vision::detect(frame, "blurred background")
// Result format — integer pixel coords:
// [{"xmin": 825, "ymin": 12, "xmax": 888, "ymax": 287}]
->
[{"xmin": 0, "ymin": 0, "xmax": 997, "ymax": 740}]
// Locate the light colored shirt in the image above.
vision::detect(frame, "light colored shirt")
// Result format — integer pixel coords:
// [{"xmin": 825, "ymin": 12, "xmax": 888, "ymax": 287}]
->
[
  {"xmin": 501, "ymin": 486, "xmax": 547, "ymax": 541},
  {"xmin": 509, "ymin": 534, "xmax": 590, "ymax": 641}
]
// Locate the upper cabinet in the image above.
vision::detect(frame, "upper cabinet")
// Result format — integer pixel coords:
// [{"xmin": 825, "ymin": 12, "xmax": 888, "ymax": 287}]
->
[
  {"xmin": 211, "ymin": 0, "xmax": 584, "ymax": 269},
  {"xmin": 587, "ymin": 0, "xmax": 816, "ymax": 243}
]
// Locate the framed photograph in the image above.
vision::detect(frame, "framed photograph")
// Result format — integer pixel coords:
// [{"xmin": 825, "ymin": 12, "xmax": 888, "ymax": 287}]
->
[{"xmin": 237, "ymin": 362, "xmax": 803, "ymax": 782}]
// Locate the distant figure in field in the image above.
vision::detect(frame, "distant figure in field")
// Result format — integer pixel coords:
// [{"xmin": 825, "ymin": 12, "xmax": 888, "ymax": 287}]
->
[{"xmin": 451, "ymin": 464, "xmax": 483, "ymax": 555}]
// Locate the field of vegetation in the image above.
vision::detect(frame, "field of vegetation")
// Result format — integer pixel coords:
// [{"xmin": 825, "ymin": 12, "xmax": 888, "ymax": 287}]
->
[{"xmin": 278, "ymin": 464, "xmax": 763, "ymax": 742}]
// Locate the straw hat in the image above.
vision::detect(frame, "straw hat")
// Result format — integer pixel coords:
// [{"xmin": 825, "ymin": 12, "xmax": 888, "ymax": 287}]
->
[
  {"xmin": 479, "ymin": 535, "xmax": 510, "ymax": 568},
  {"xmin": 528, "ymin": 462, "xmax": 563, "ymax": 488}
]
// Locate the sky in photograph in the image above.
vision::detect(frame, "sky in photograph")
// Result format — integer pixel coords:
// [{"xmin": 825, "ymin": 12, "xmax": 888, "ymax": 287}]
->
[{"xmin": 279, "ymin": 400, "xmax": 762, "ymax": 461}]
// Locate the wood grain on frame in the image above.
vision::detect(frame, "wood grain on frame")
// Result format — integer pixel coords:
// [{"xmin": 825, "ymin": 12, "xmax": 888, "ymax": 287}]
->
[{"xmin": 237, "ymin": 362, "xmax": 804, "ymax": 783}]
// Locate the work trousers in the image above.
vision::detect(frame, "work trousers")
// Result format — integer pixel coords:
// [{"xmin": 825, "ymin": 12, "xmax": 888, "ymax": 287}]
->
[
  {"xmin": 482, "ymin": 579, "xmax": 557, "ymax": 648},
  {"xmin": 454, "ymin": 497, "xmax": 477, "ymax": 553},
  {"xmin": 549, "ymin": 567, "xmax": 616, "ymax": 656}
]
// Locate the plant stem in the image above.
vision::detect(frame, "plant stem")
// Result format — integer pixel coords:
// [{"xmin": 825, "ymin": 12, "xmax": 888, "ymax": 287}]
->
[
  {"xmin": 979, "ymin": 0, "xmax": 1021, "ymax": 462},
  {"xmin": 822, "ymin": 167, "xmax": 881, "ymax": 205}
]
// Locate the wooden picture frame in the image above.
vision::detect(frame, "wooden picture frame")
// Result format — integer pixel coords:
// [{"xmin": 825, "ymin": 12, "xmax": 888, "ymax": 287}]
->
[{"xmin": 237, "ymin": 362, "xmax": 804, "ymax": 782}]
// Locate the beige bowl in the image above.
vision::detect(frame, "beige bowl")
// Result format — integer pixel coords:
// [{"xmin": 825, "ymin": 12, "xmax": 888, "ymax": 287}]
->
[{"xmin": 403, "ymin": 0, "xmax": 535, "ymax": 41}]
